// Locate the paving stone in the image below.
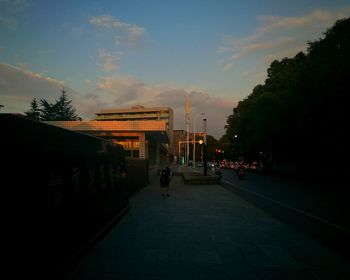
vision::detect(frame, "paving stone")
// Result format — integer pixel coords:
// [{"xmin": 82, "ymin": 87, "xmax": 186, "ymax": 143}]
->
[{"xmin": 65, "ymin": 173, "xmax": 350, "ymax": 280}]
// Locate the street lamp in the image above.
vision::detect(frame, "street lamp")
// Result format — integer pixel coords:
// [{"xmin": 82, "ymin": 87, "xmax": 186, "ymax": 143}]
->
[
  {"xmin": 193, "ymin": 112, "xmax": 204, "ymax": 167},
  {"xmin": 203, "ymin": 118, "xmax": 207, "ymax": 175}
]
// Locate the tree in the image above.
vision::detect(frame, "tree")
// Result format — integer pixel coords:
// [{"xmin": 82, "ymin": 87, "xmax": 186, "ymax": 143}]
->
[
  {"xmin": 206, "ymin": 135, "xmax": 219, "ymax": 161},
  {"xmin": 24, "ymin": 87, "xmax": 82, "ymax": 121},
  {"xmin": 24, "ymin": 98, "xmax": 41, "ymax": 121},
  {"xmin": 39, "ymin": 98, "xmax": 57, "ymax": 121},
  {"xmin": 223, "ymin": 17, "xmax": 349, "ymax": 178},
  {"xmin": 53, "ymin": 87, "xmax": 81, "ymax": 121}
]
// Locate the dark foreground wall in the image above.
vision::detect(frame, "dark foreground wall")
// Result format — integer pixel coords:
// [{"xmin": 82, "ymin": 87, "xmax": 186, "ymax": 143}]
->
[{"xmin": 1, "ymin": 114, "xmax": 130, "ymax": 278}]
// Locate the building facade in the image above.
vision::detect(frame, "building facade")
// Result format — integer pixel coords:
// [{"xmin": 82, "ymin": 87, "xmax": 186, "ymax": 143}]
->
[
  {"xmin": 95, "ymin": 105, "xmax": 174, "ymax": 159},
  {"xmin": 45, "ymin": 106, "xmax": 174, "ymax": 166}
]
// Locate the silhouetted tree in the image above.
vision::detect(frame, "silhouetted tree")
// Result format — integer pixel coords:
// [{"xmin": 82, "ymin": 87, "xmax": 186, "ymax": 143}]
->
[
  {"xmin": 206, "ymin": 135, "xmax": 219, "ymax": 161},
  {"xmin": 25, "ymin": 87, "xmax": 82, "ymax": 121},
  {"xmin": 223, "ymin": 17, "xmax": 349, "ymax": 178},
  {"xmin": 39, "ymin": 98, "xmax": 57, "ymax": 121},
  {"xmin": 52, "ymin": 87, "xmax": 81, "ymax": 121},
  {"xmin": 24, "ymin": 98, "xmax": 41, "ymax": 121}
]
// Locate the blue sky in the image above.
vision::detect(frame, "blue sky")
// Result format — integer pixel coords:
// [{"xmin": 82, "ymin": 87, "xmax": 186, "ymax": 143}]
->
[{"xmin": 1, "ymin": 0, "xmax": 349, "ymax": 138}]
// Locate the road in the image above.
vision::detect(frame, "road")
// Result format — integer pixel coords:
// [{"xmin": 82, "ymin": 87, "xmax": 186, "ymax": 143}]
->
[{"xmin": 220, "ymin": 169, "xmax": 350, "ymax": 260}]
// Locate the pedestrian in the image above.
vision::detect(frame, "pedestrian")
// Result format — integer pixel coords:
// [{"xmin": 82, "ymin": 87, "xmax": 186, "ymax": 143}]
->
[{"xmin": 160, "ymin": 167, "xmax": 170, "ymax": 196}]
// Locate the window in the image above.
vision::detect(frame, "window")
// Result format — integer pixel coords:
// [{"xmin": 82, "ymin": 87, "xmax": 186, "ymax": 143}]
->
[{"xmin": 124, "ymin": 150, "xmax": 132, "ymax": 157}]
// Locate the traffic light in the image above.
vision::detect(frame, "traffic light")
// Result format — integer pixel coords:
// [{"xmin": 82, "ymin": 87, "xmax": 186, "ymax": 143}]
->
[{"xmin": 215, "ymin": 148, "xmax": 224, "ymax": 154}]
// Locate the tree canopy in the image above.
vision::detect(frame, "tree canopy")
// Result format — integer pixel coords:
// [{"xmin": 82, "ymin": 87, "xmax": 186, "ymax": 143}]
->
[
  {"xmin": 25, "ymin": 88, "xmax": 81, "ymax": 121},
  {"xmin": 223, "ymin": 17, "xmax": 349, "ymax": 176}
]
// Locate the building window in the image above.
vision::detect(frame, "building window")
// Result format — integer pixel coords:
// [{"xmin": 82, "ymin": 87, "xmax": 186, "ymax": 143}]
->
[
  {"xmin": 113, "ymin": 140, "xmax": 140, "ymax": 149},
  {"xmin": 124, "ymin": 149, "xmax": 139, "ymax": 158},
  {"xmin": 124, "ymin": 150, "xmax": 132, "ymax": 157}
]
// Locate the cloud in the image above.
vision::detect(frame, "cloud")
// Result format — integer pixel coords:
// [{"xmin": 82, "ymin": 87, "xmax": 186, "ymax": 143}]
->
[
  {"xmin": 37, "ymin": 49, "xmax": 51, "ymax": 55},
  {"xmin": 89, "ymin": 15, "xmax": 128, "ymax": 29},
  {"xmin": 0, "ymin": 16, "xmax": 18, "ymax": 29},
  {"xmin": 89, "ymin": 15, "xmax": 147, "ymax": 75},
  {"xmin": 0, "ymin": 0, "xmax": 29, "ymax": 29},
  {"xmin": 0, "ymin": 0, "xmax": 29, "ymax": 12},
  {"xmin": 0, "ymin": 63, "xmax": 234, "ymax": 138},
  {"xmin": 257, "ymin": 10, "xmax": 335, "ymax": 33},
  {"xmin": 89, "ymin": 14, "xmax": 147, "ymax": 48},
  {"xmin": 0, "ymin": 63, "xmax": 70, "ymax": 112},
  {"xmin": 93, "ymin": 75, "xmax": 235, "ymax": 138},
  {"xmin": 98, "ymin": 49, "xmax": 122, "ymax": 72},
  {"xmin": 219, "ymin": 6, "xmax": 350, "ymax": 70}
]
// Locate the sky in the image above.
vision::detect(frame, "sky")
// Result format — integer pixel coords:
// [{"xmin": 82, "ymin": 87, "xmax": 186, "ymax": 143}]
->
[{"xmin": 1, "ymin": 0, "xmax": 349, "ymax": 138}]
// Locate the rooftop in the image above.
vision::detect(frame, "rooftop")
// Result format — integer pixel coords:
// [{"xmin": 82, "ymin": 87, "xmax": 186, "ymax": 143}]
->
[{"xmin": 96, "ymin": 106, "xmax": 173, "ymax": 115}]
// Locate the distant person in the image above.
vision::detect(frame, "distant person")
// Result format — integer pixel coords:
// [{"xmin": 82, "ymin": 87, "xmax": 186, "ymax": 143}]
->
[{"xmin": 160, "ymin": 167, "xmax": 170, "ymax": 196}]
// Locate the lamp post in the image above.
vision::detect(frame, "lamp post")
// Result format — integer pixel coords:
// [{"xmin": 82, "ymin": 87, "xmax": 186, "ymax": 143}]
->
[
  {"xmin": 193, "ymin": 112, "xmax": 204, "ymax": 168},
  {"xmin": 203, "ymin": 118, "xmax": 207, "ymax": 175},
  {"xmin": 185, "ymin": 96, "xmax": 190, "ymax": 166}
]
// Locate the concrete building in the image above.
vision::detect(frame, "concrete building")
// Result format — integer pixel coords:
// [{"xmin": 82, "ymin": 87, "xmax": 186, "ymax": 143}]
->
[
  {"xmin": 95, "ymin": 105, "xmax": 174, "ymax": 160},
  {"xmin": 45, "ymin": 106, "xmax": 174, "ymax": 166}
]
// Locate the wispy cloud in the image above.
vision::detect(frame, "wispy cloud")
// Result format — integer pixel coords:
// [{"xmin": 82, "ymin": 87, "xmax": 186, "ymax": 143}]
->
[
  {"xmin": 90, "ymin": 15, "xmax": 128, "ymax": 29},
  {"xmin": 94, "ymin": 75, "xmax": 234, "ymax": 138},
  {"xmin": 0, "ymin": 0, "xmax": 29, "ymax": 29},
  {"xmin": 1, "ymin": 63, "xmax": 64, "ymax": 85},
  {"xmin": 89, "ymin": 15, "xmax": 147, "ymax": 74},
  {"xmin": 98, "ymin": 49, "xmax": 122, "ymax": 72},
  {"xmin": 0, "ymin": 0, "xmax": 29, "ymax": 11},
  {"xmin": 37, "ymin": 49, "xmax": 51, "ymax": 56},
  {"xmin": 0, "ymin": 63, "xmax": 67, "ymax": 112},
  {"xmin": 0, "ymin": 63, "xmax": 234, "ymax": 138},
  {"xmin": 89, "ymin": 14, "xmax": 147, "ymax": 48},
  {"xmin": 0, "ymin": 16, "xmax": 18, "ymax": 29},
  {"xmin": 219, "ymin": 6, "xmax": 350, "ymax": 70}
]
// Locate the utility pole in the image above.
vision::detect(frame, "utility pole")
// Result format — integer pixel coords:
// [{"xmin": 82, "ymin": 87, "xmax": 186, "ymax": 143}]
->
[
  {"xmin": 203, "ymin": 118, "xmax": 207, "ymax": 175},
  {"xmin": 185, "ymin": 96, "xmax": 190, "ymax": 166},
  {"xmin": 193, "ymin": 119, "xmax": 196, "ymax": 167},
  {"xmin": 193, "ymin": 112, "xmax": 204, "ymax": 168}
]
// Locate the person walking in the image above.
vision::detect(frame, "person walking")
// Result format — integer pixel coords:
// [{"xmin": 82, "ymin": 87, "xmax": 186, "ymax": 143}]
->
[{"xmin": 160, "ymin": 167, "xmax": 170, "ymax": 196}]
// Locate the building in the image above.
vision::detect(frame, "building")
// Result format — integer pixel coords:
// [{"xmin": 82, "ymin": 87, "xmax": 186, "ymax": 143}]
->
[
  {"xmin": 45, "ymin": 106, "xmax": 174, "ymax": 166},
  {"xmin": 95, "ymin": 105, "xmax": 174, "ymax": 159},
  {"xmin": 95, "ymin": 105, "xmax": 173, "ymax": 128}
]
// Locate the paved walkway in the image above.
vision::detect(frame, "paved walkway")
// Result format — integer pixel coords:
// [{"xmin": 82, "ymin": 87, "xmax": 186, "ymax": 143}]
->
[{"xmin": 66, "ymin": 174, "xmax": 350, "ymax": 280}]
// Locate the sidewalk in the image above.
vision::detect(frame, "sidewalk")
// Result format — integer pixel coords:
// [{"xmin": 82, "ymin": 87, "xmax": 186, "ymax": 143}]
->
[{"xmin": 66, "ymin": 174, "xmax": 350, "ymax": 280}]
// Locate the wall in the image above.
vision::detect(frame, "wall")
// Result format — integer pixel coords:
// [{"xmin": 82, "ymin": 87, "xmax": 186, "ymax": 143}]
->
[{"xmin": 1, "ymin": 114, "xmax": 130, "ymax": 278}]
